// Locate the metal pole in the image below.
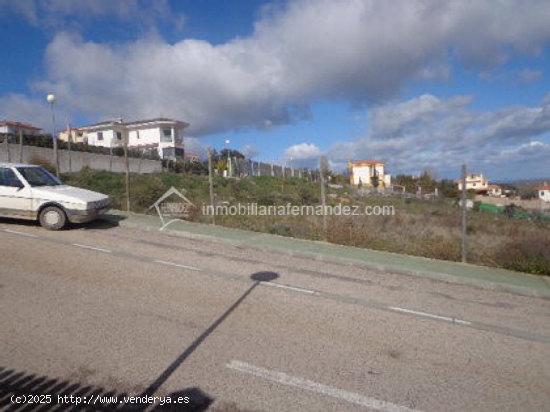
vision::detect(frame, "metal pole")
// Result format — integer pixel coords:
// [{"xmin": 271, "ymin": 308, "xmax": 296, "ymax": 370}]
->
[
  {"xmin": 227, "ymin": 150, "xmax": 231, "ymax": 178},
  {"xmin": 461, "ymin": 164, "xmax": 467, "ymax": 263},
  {"xmin": 67, "ymin": 122, "xmax": 72, "ymax": 173},
  {"xmin": 320, "ymin": 156, "xmax": 327, "ymax": 240},
  {"xmin": 207, "ymin": 148, "xmax": 216, "ymax": 225},
  {"xmin": 50, "ymin": 102, "xmax": 59, "ymax": 176},
  {"xmin": 18, "ymin": 129, "xmax": 23, "ymax": 163},
  {"xmin": 4, "ymin": 133, "xmax": 9, "ymax": 162},
  {"xmin": 123, "ymin": 127, "xmax": 130, "ymax": 212}
]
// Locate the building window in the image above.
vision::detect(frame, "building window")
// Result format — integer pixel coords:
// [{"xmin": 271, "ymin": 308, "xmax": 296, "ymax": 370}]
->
[
  {"xmin": 97, "ymin": 132, "xmax": 103, "ymax": 141},
  {"xmin": 116, "ymin": 132, "xmax": 122, "ymax": 140},
  {"xmin": 162, "ymin": 128, "xmax": 172, "ymax": 142}
]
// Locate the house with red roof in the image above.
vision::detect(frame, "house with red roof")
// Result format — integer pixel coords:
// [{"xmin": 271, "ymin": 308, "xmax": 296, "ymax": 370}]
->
[
  {"xmin": 0, "ymin": 120, "xmax": 42, "ymax": 136},
  {"xmin": 538, "ymin": 183, "xmax": 550, "ymax": 202},
  {"xmin": 348, "ymin": 159, "xmax": 391, "ymax": 188}
]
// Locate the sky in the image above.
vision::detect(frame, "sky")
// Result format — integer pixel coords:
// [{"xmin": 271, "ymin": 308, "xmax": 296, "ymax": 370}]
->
[{"xmin": 1, "ymin": 0, "xmax": 550, "ymax": 180}]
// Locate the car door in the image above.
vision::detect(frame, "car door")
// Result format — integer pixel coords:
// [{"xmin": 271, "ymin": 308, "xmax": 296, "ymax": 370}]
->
[{"xmin": 0, "ymin": 167, "xmax": 33, "ymax": 219}]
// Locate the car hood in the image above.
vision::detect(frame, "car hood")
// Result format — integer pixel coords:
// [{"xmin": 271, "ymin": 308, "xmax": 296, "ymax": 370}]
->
[{"xmin": 31, "ymin": 185, "xmax": 109, "ymax": 204}]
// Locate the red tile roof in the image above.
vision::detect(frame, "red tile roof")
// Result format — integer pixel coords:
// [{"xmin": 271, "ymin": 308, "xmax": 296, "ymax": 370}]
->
[
  {"xmin": 349, "ymin": 159, "xmax": 384, "ymax": 166},
  {"xmin": 0, "ymin": 120, "xmax": 41, "ymax": 130}
]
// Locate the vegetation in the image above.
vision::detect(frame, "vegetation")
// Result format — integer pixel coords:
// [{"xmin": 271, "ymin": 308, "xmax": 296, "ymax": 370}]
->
[{"xmin": 61, "ymin": 168, "xmax": 550, "ymax": 276}]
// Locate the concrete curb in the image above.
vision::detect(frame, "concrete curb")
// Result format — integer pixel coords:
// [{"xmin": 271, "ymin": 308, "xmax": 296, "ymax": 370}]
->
[{"xmin": 108, "ymin": 212, "xmax": 550, "ymax": 300}]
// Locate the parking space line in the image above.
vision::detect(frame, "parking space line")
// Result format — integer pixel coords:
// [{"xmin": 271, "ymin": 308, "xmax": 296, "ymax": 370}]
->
[
  {"xmin": 260, "ymin": 281, "xmax": 315, "ymax": 295},
  {"xmin": 227, "ymin": 360, "xmax": 419, "ymax": 411},
  {"xmin": 3, "ymin": 228, "xmax": 39, "ymax": 238},
  {"xmin": 154, "ymin": 259, "xmax": 201, "ymax": 271},
  {"xmin": 387, "ymin": 306, "xmax": 472, "ymax": 325},
  {"xmin": 72, "ymin": 243, "xmax": 112, "ymax": 253}
]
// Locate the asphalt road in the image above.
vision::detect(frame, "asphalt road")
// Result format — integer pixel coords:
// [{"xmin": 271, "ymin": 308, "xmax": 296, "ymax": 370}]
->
[{"xmin": 0, "ymin": 218, "xmax": 549, "ymax": 411}]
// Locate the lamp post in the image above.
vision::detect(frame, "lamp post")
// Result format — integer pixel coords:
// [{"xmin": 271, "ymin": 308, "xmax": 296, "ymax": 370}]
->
[
  {"xmin": 46, "ymin": 93, "xmax": 59, "ymax": 176},
  {"xmin": 225, "ymin": 139, "xmax": 231, "ymax": 177}
]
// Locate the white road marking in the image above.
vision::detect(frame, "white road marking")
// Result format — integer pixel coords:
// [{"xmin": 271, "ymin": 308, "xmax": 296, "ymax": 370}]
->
[
  {"xmin": 72, "ymin": 243, "xmax": 112, "ymax": 253},
  {"xmin": 3, "ymin": 229, "xmax": 38, "ymax": 238},
  {"xmin": 388, "ymin": 306, "xmax": 472, "ymax": 325},
  {"xmin": 227, "ymin": 360, "xmax": 419, "ymax": 412},
  {"xmin": 154, "ymin": 259, "xmax": 201, "ymax": 271},
  {"xmin": 260, "ymin": 281, "xmax": 315, "ymax": 295}
]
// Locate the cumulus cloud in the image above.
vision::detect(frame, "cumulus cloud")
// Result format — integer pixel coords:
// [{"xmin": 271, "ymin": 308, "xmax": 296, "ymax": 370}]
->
[
  {"xmin": 4, "ymin": 0, "xmax": 550, "ymax": 136},
  {"xmin": 241, "ymin": 144, "xmax": 260, "ymax": 159},
  {"xmin": 284, "ymin": 143, "xmax": 322, "ymax": 159},
  {"xmin": 0, "ymin": 94, "xmax": 57, "ymax": 131},
  {"xmin": 327, "ymin": 94, "xmax": 550, "ymax": 178}
]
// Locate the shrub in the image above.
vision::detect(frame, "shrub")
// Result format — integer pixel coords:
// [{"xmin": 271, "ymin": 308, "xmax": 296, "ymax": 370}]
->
[{"xmin": 496, "ymin": 236, "xmax": 550, "ymax": 275}]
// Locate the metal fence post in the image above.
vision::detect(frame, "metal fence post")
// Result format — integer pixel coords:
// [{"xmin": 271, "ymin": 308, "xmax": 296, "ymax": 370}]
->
[
  {"xmin": 207, "ymin": 148, "xmax": 216, "ymax": 225},
  {"xmin": 461, "ymin": 164, "xmax": 467, "ymax": 263},
  {"xmin": 18, "ymin": 129, "xmax": 23, "ymax": 163},
  {"xmin": 123, "ymin": 129, "xmax": 130, "ymax": 212},
  {"xmin": 3, "ymin": 134, "xmax": 9, "ymax": 162},
  {"xmin": 320, "ymin": 156, "xmax": 328, "ymax": 240}
]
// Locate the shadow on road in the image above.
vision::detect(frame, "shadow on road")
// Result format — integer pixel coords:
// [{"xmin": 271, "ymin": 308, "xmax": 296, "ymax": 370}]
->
[
  {"xmin": 141, "ymin": 271, "xmax": 279, "ymax": 398},
  {"xmin": 72, "ymin": 214, "xmax": 127, "ymax": 231},
  {"xmin": 0, "ymin": 213, "xmax": 125, "ymax": 231},
  {"xmin": 1, "ymin": 272, "xmax": 279, "ymax": 411},
  {"xmin": 0, "ymin": 366, "xmax": 213, "ymax": 411}
]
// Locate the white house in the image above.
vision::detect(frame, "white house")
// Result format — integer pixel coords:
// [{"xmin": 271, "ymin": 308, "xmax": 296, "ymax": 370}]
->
[
  {"xmin": 487, "ymin": 184, "xmax": 503, "ymax": 197},
  {"xmin": 457, "ymin": 173, "xmax": 489, "ymax": 192},
  {"xmin": 538, "ymin": 184, "xmax": 550, "ymax": 202},
  {"xmin": 126, "ymin": 118, "xmax": 187, "ymax": 159},
  {"xmin": 0, "ymin": 120, "xmax": 42, "ymax": 136},
  {"xmin": 78, "ymin": 118, "xmax": 188, "ymax": 160},
  {"xmin": 348, "ymin": 160, "xmax": 391, "ymax": 188}
]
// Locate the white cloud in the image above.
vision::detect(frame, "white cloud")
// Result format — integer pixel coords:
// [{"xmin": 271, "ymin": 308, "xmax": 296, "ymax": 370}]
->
[
  {"xmin": 0, "ymin": 94, "xmax": 56, "ymax": 131},
  {"xmin": 241, "ymin": 144, "xmax": 259, "ymax": 159},
  {"xmin": 327, "ymin": 94, "xmax": 550, "ymax": 178},
  {"xmin": 284, "ymin": 143, "xmax": 322, "ymax": 160},
  {"xmin": 4, "ymin": 0, "xmax": 550, "ymax": 136}
]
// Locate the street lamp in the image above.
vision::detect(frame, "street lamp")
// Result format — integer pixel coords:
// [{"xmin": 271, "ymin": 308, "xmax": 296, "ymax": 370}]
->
[{"xmin": 47, "ymin": 93, "xmax": 59, "ymax": 176}]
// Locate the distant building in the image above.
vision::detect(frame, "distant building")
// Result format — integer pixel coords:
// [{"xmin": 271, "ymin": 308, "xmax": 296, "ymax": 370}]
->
[
  {"xmin": 538, "ymin": 184, "xmax": 550, "ymax": 202},
  {"xmin": 487, "ymin": 184, "xmax": 502, "ymax": 197},
  {"xmin": 457, "ymin": 173, "xmax": 489, "ymax": 192},
  {"xmin": 348, "ymin": 160, "xmax": 391, "ymax": 188},
  {"xmin": 58, "ymin": 128, "xmax": 86, "ymax": 144},
  {"xmin": 0, "ymin": 120, "xmax": 41, "ymax": 136},
  {"xmin": 78, "ymin": 118, "xmax": 189, "ymax": 160}
]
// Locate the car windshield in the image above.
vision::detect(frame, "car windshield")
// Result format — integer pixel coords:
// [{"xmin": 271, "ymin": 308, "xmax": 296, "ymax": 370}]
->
[{"xmin": 16, "ymin": 166, "xmax": 62, "ymax": 187}]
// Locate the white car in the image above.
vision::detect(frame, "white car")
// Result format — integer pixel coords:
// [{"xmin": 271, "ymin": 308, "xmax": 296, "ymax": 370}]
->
[{"xmin": 0, "ymin": 163, "xmax": 111, "ymax": 230}]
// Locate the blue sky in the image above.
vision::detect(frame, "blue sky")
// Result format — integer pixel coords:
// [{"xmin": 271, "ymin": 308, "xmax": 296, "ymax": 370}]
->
[{"xmin": 1, "ymin": 0, "xmax": 550, "ymax": 180}]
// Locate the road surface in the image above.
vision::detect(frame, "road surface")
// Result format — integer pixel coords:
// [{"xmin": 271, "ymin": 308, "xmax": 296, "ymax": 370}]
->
[{"xmin": 1, "ymin": 218, "xmax": 549, "ymax": 411}]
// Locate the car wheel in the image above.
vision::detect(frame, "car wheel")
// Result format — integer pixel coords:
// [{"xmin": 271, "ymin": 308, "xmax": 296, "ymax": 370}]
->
[{"xmin": 39, "ymin": 206, "xmax": 67, "ymax": 230}]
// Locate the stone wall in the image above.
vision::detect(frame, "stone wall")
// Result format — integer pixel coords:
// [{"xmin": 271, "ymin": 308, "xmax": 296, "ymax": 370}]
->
[{"xmin": 1, "ymin": 143, "xmax": 162, "ymax": 174}]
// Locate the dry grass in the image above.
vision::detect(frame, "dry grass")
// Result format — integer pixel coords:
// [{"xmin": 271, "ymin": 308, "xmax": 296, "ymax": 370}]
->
[{"xmin": 62, "ymin": 170, "xmax": 550, "ymax": 276}]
